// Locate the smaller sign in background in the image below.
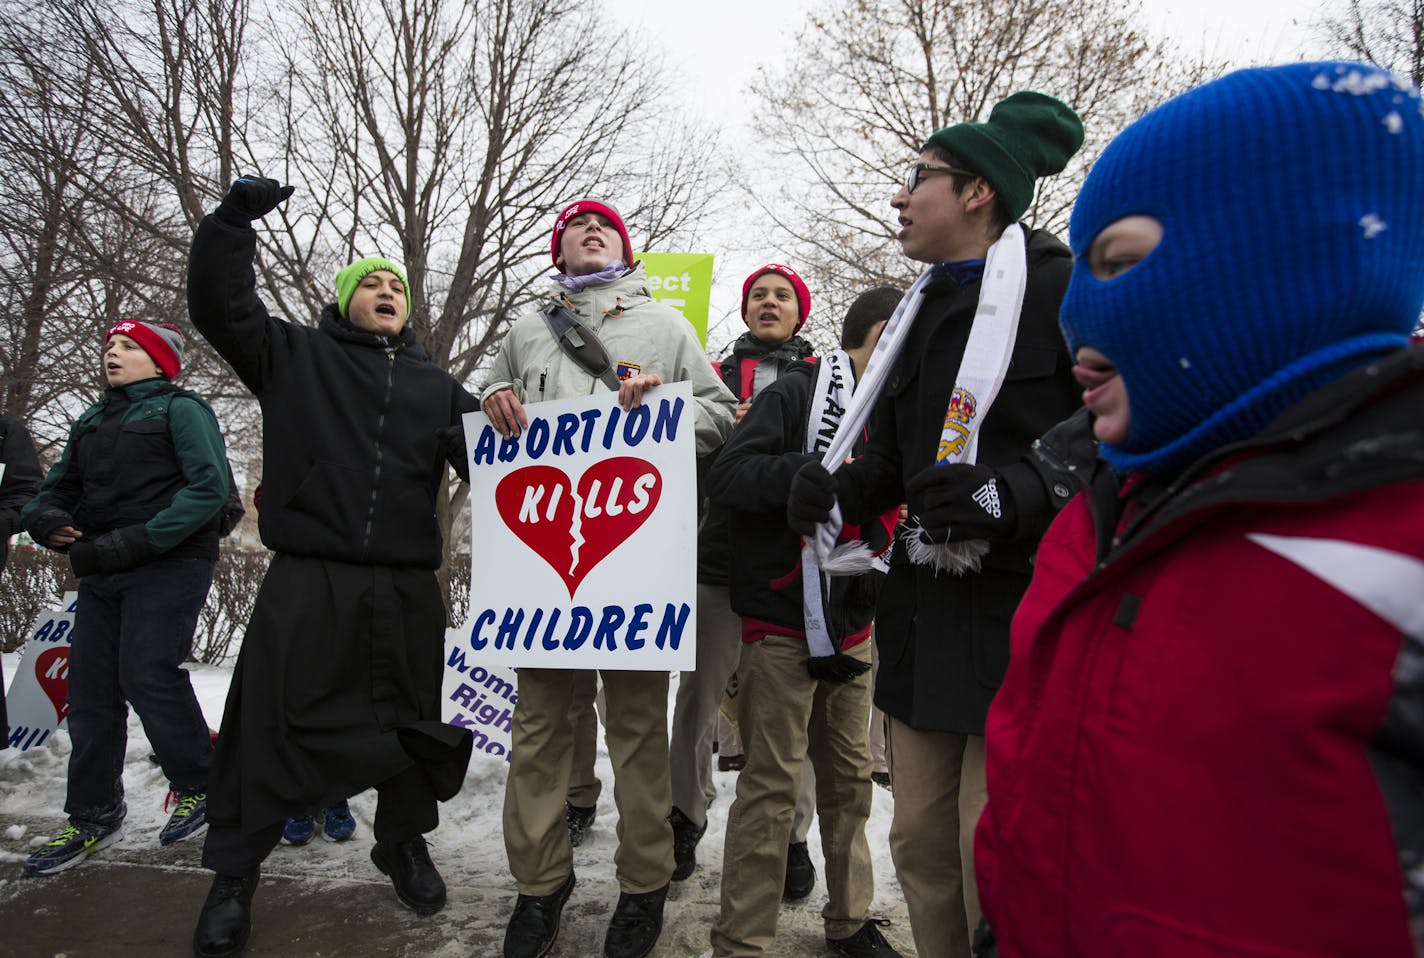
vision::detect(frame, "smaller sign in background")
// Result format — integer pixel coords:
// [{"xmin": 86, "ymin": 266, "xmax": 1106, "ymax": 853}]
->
[
  {"xmin": 7, "ymin": 591, "xmax": 78, "ymax": 751},
  {"xmin": 640, "ymin": 252, "xmax": 714, "ymax": 346},
  {"xmin": 441, "ymin": 631, "xmax": 517, "ymax": 764}
]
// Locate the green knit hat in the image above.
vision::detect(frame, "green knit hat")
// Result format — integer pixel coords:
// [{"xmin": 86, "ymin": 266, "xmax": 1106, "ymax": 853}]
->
[
  {"xmin": 334, "ymin": 256, "xmax": 410, "ymax": 318},
  {"xmin": 927, "ymin": 91, "xmax": 1084, "ymax": 222}
]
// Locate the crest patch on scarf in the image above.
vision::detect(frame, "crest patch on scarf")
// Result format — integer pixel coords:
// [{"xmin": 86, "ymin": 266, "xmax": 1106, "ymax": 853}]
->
[
  {"xmin": 937, "ymin": 387, "xmax": 979, "ymax": 463},
  {"xmin": 616, "ymin": 361, "xmax": 641, "ymax": 381}
]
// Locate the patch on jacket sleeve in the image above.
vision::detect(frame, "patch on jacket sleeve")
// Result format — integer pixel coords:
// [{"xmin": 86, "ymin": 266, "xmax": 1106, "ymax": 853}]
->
[{"xmin": 616, "ymin": 362, "xmax": 641, "ymax": 381}]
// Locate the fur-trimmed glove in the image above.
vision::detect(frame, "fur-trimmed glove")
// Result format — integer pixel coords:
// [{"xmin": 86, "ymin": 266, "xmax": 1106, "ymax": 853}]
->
[
  {"xmin": 67, "ymin": 526, "xmax": 153, "ymax": 578},
  {"xmin": 905, "ymin": 462, "xmax": 1016, "ymax": 543},
  {"xmin": 215, "ymin": 175, "xmax": 295, "ymax": 227}
]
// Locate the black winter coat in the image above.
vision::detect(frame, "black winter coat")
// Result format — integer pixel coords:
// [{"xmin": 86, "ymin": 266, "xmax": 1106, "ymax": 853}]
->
[
  {"xmin": 707, "ymin": 361, "xmax": 889, "ymax": 643},
  {"xmin": 837, "ymin": 228, "xmax": 1083, "ymax": 735},
  {"xmin": 697, "ymin": 333, "xmax": 815, "ymax": 585},
  {"xmin": 0, "ymin": 414, "xmax": 42, "ymax": 570},
  {"xmin": 188, "ymin": 215, "xmax": 477, "ymax": 568}
]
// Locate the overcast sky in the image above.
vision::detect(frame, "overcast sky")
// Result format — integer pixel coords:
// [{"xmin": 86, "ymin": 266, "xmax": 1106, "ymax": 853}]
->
[
  {"xmin": 605, "ymin": 0, "xmax": 1330, "ymax": 126},
  {"xmin": 600, "ymin": 0, "xmax": 1335, "ymax": 347}
]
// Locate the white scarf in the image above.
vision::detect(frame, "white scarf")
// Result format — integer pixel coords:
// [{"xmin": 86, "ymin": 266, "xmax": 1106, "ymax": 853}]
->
[
  {"xmin": 807, "ymin": 224, "xmax": 1028, "ymax": 581},
  {"xmin": 800, "ymin": 350, "xmax": 867, "ymax": 657}
]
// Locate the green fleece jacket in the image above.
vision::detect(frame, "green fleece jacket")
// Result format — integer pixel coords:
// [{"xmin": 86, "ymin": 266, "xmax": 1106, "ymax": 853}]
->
[{"xmin": 23, "ymin": 377, "xmax": 229, "ymax": 575}]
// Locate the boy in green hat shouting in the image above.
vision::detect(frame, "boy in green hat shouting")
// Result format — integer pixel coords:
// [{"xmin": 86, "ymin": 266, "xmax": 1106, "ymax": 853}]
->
[{"xmin": 186, "ymin": 177, "xmax": 476, "ymax": 958}]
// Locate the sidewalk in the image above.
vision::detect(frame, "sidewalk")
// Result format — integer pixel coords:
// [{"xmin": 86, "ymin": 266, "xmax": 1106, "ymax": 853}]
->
[
  {"xmin": 0, "ymin": 811, "xmax": 903, "ymax": 957},
  {"xmin": 0, "ymin": 810, "xmax": 514, "ymax": 956}
]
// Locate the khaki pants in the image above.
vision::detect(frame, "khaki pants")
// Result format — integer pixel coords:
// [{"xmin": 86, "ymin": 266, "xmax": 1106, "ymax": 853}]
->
[
  {"xmin": 886, "ymin": 719, "xmax": 987, "ymax": 958},
  {"xmin": 669, "ymin": 583, "xmax": 745, "ymax": 828},
  {"xmin": 566, "ymin": 672, "xmax": 603, "ymax": 808},
  {"xmin": 711, "ymin": 635, "xmax": 875, "ymax": 956},
  {"xmin": 503, "ymin": 668, "xmax": 674, "ymax": 895},
  {"xmin": 868, "ymin": 634, "xmax": 888, "ymax": 776}
]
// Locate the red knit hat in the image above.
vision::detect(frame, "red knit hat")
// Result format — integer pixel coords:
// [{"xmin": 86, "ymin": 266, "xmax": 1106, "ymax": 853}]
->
[
  {"xmin": 741, "ymin": 264, "xmax": 811, "ymax": 332},
  {"xmin": 107, "ymin": 320, "xmax": 184, "ymax": 380},
  {"xmin": 551, "ymin": 199, "xmax": 634, "ymax": 270}
]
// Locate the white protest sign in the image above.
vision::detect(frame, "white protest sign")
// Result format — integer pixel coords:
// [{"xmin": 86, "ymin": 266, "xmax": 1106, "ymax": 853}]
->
[
  {"xmin": 7, "ymin": 593, "xmax": 78, "ymax": 751},
  {"xmin": 458, "ymin": 382, "xmax": 697, "ymax": 670},
  {"xmin": 441, "ymin": 627, "xmax": 516, "ymax": 763}
]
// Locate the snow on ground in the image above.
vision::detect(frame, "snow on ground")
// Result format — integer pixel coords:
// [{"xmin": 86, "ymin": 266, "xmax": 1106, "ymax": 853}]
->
[{"xmin": 0, "ymin": 650, "xmax": 913, "ymax": 956}]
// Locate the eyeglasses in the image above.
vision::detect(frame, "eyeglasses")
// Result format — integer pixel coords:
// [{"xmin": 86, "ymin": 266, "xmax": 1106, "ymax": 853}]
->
[{"xmin": 903, "ymin": 162, "xmax": 977, "ymax": 194}]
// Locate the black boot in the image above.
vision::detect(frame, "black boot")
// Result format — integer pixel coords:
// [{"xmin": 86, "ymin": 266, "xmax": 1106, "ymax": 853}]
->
[
  {"xmin": 504, "ymin": 872, "xmax": 576, "ymax": 958},
  {"xmin": 667, "ymin": 806, "xmax": 705, "ymax": 881},
  {"xmin": 192, "ymin": 868, "xmax": 259, "ymax": 958},
  {"xmin": 371, "ymin": 835, "xmax": 446, "ymax": 915},
  {"xmin": 603, "ymin": 884, "xmax": 668, "ymax": 958},
  {"xmin": 827, "ymin": 918, "xmax": 904, "ymax": 957},
  {"xmin": 565, "ymin": 802, "xmax": 597, "ymax": 849},
  {"xmin": 783, "ymin": 841, "xmax": 816, "ymax": 900}
]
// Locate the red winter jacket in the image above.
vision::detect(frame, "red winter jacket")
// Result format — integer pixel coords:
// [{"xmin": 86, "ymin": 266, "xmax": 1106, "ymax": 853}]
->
[{"xmin": 977, "ymin": 347, "xmax": 1424, "ymax": 958}]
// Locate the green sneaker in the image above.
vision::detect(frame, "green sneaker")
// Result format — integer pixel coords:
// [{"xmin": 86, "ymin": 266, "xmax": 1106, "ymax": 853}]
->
[
  {"xmin": 24, "ymin": 820, "xmax": 125, "ymax": 875},
  {"xmin": 159, "ymin": 791, "xmax": 208, "ymax": 845}
]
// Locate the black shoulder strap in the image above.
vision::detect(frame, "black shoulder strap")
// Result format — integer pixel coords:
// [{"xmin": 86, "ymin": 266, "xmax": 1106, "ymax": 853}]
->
[{"xmin": 539, "ymin": 304, "xmax": 622, "ymax": 391}]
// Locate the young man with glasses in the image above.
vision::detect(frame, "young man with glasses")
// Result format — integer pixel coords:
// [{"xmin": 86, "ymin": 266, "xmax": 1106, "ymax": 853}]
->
[{"xmin": 787, "ymin": 92, "xmax": 1085, "ymax": 958}]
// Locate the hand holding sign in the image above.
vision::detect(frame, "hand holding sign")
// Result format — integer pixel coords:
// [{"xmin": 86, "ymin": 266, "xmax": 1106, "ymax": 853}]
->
[{"xmin": 463, "ymin": 385, "xmax": 696, "ymax": 670}]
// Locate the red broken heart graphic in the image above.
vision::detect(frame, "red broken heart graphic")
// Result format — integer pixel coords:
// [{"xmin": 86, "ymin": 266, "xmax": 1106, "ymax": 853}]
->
[
  {"xmin": 496, "ymin": 457, "xmax": 662, "ymax": 598},
  {"xmin": 35, "ymin": 646, "xmax": 70, "ymax": 724}
]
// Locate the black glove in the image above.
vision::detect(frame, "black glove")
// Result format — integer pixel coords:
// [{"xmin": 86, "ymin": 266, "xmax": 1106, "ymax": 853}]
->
[
  {"xmin": 805, "ymin": 652, "xmax": 873, "ymax": 684},
  {"xmin": 971, "ymin": 918, "xmax": 999, "ymax": 958},
  {"xmin": 436, "ymin": 425, "xmax": 470, "ymax": 483},
  {"xmin": 905, "ymin": 462, "xmax": 1016, "ymax": 543},
  {"xmin": 214, "ymin": 175, "xmax": 295, "ymax": 227},
  {"xmin": 22, "ymin": 504, "xmax": 75, "ymax": 547},
  {"xmin": 787, "ymin": 461, "xmax": 838, "ymax": 537},
  {"xmin": 67, "ymin": 526, "xmax": 152, "ymax": 578}
]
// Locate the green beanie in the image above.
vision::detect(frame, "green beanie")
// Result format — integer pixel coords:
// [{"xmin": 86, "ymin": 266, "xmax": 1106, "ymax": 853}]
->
[
  {"xmin": 334, "ymin": 256, "xmax": 410, "ymax": 318},
  {"xmin": 927, "ymin": 91, "xmax": 1084, "ymax": 222}
]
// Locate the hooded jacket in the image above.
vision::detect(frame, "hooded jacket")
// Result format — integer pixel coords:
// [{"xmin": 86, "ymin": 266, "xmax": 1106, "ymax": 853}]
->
[
  {"xmin": 977, "ymin": 346, "xmax": 1424, "ymax": 958},
  {"xmin": 188, "ymin": 215, "xmax": 477, "ymax": 568}
]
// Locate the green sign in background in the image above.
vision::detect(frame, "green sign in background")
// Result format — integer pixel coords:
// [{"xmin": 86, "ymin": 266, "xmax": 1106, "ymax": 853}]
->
[{"xmin": 640, "ymin": 252, "xmax": 714, "ymax": 347}]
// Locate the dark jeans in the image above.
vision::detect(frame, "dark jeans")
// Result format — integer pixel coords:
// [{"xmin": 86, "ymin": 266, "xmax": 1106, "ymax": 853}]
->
[{"xmin": 65, "ymin": 555, "xmax": 216, "ymax": 826}]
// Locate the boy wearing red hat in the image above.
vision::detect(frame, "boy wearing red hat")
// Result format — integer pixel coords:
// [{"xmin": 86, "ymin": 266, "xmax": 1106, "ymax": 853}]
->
[
  {"xmin": 667, "ymin": 263, "xmax": 818, "ymax": 889},
  {"xmin": 22, "ymin": 320, "xmax": 229, "ymax": 874},
  {"xmin": 483, "ymin": 199, "xmax": 736, "ymax": 958},
  {"xmin": 707, "ymin": 286, "xmax": 904, "ymax": 957}
]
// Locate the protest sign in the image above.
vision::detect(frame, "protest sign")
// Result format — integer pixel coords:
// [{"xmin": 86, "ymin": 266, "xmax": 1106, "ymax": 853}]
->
[
  {"xmin": 441, "ymin": 629, "xmax": 516, "ymax": 764},
  {"xmin": 457, "ymin": 382, "xmax": 697, "ymax": 671},
  {"xmin": 640, "ymin": 252, "xmax": 714, "ymax": 347},
  {"xmin": 7, "ymin": 592, "xmax": 78, "ymax": 751}
]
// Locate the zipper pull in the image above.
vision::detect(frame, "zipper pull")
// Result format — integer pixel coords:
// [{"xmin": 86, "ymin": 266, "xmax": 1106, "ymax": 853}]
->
[{"xmin": 539, "ymin": 368, "xmax": 547, "ymax": 399}]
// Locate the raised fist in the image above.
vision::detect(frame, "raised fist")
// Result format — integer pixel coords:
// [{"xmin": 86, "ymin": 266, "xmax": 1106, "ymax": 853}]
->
[{"xmin": 214, "ymin": 175, "xmax": 295, "ymax": 226}]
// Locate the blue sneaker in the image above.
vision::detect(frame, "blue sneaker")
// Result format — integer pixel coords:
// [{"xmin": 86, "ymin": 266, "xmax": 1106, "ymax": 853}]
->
[
  {"xmin": 159, "ymin": 790, "xmax": 208, "ymax": 845},
  {"xmin": 321, "ymin": 801, "xmax": 356, "ymax": 842},
  {"xmin": 25, "ymin": 819, "xmax": 125, "ymax": 875},
  {"xmin": 281, "ymin": 814, "xmax": 316, "ymax": 846}
]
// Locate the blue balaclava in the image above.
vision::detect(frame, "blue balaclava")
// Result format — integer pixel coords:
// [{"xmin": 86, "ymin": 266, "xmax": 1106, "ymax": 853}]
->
[{"xmin": 1060, "ymin": 62, "xmax": 1424, "ymax": 475}]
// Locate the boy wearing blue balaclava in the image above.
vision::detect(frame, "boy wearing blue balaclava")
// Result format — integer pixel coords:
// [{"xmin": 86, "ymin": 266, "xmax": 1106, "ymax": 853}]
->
[{"xmin": 975, "ymin": 62, "xmax": 1424, "ymax": 958}]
